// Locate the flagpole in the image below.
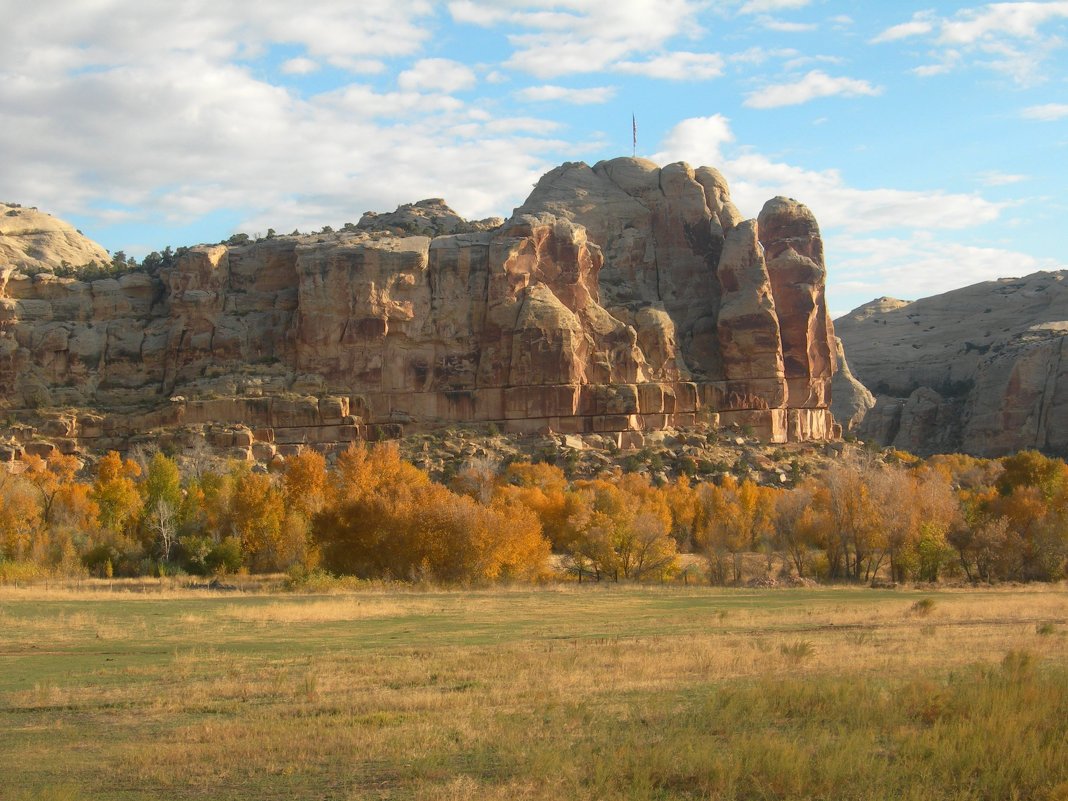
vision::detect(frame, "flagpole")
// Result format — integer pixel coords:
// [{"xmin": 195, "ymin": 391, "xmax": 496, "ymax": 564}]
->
[{"xmin": 632, "ymin": 114, "xmax": 637, "ymax": 158}]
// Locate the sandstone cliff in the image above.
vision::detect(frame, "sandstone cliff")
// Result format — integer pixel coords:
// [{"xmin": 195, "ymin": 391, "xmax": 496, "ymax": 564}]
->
[
  {"xmin": 0, "ymin": 159, "xmax": 839, "ymax": 459},
  {"xmin": 836, "ymin": 270, "xmax": 1068, "ymax": 456}
]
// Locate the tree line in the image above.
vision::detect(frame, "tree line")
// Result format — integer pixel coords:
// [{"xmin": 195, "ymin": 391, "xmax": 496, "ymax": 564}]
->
[{"xmin": 0, "ymin": 444, "xmax": 1065, "ymax": 585}]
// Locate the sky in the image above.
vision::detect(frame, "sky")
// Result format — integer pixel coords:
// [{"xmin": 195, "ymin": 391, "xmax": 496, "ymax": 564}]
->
[{"xmin": 2, "ymin": 1, "xmax": 1067, "ymax": 316}]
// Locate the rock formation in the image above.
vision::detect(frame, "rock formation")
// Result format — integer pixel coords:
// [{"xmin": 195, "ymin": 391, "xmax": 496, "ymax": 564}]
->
[
  {"xmin": 0, "ymin": 203, "xmax": 111, "ymax": 273},
  {"xmin": 0, "ymin": 159, "xmax": 840, "ymax": 459},
  {"xmin": 836, "ymin": 271, "xmax": 1068, "ymax": 456},
  {"xmin": 830, "ymin": 337, "xmax": 875, "ymax": 434}
]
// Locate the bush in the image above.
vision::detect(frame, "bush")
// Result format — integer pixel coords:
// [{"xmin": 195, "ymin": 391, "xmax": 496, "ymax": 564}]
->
[
  {"xmin": 779, "ymin": 640, "xmax": 815, "ymax": 664},
  {"xmin": 205, "ymin": 537, "xmax": 243, "ymax": 576},
  {"xmin": 911, "ymin": 598, "xmax": 936, "ymax": 616},
  {"xmin": 179, "ymin": 534, "xmax": 215, "ymax": 576},
  {"xmin": 0, "ymin": 560, "xmax": 48, "ymax": 584},
  {"xmin": 82, "ymin": 543, "xmax": 121, "ymax": 577}
]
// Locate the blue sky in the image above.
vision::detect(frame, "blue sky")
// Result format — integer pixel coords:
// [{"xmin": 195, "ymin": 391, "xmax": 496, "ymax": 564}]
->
[{"xmin": 2, "ymin": 1, "xmax": 1067, "ymax": 315}]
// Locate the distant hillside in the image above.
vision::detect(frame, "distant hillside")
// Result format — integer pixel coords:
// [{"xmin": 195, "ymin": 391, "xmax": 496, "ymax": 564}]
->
[{"xmin": 836, "ymin": 270, "xmax": 1068, "ymax": 457}]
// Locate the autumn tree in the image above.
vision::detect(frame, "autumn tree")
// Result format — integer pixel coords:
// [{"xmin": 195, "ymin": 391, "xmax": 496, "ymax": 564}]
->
[
  {"xmin": 15, "ymin": 454, "xmax": 97, "ymax": 570},
  {"xmin": 974, "ymin": 451, "xmax": 1068, "ymax": 581},
  {"xmin": 564, "ymin": 474, "xmax": 676, "ymax": 581},
  {"xmin": 695, "ymin": 476, "xmax": 775, "ymax": 584},
  {"xmin": 450, "ymin": 457, "xmax": 500, "ymax": 506},
  {"xmin": 773, "ymin": 483, "xmax": 823, "ymax": 578},
  {"xmin": 91, "ymin": 451, "xmax": 142, "ymax": 536},
  {"xmin": 997, "ymin": 450, "xmax": 1068, "ymax": 500},
  {"xmin": 22, "ymin": 453, "xmax": 82, "ymax": 526},
  {"xmin": 950, "ymin": 482, "xmax": 1006, "ymax": 581},
  {"xmin": 229, "ymin": 468, "xmax": 288, "ymax": 572},
  {"xmin": 0, "ymin": 471, "xmax": 45, "ymax": 562},
  {"xmin": 662, "ymin": 475, "xmax": 700, "ymax": 551},
  {"xmin": 818, "ymin": 459, "xmax": 884, "ymax": 581},
  {"xmin": 494, "ymin": 461, "xmax": 577, "ymax": 550},
  {"xmin": 282, "ymin": 449, "xmax": 328, "ymax": 521},
  {"xmin": 313, "ymin": 444, "xmax": 549, "ymax": 583},
  {"xmin": 860, "ymin": 463, "xmax": 955, "ymax": 582}
]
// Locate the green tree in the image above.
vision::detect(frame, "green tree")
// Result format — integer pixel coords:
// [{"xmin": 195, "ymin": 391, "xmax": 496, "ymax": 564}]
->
[{"xmin": 140, "ymin": 452, "xmax": 183, "ymax": 562}]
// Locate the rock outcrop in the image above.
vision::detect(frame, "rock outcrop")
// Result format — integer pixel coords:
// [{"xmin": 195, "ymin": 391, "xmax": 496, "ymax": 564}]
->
[
  {"xmin": 830, "ymin": 337, "xmax": 875, "ymax": 434},
  {"xmin": 0, "ymin": 203, "xmax": 111, "ymax": 273},
  {"xmin": 0, "ymin": 159, "xmax": 840, "ymax": 458},
  {"xmin": 837, "ymin": 271, "xmax": 1068, "ymax": 456}
]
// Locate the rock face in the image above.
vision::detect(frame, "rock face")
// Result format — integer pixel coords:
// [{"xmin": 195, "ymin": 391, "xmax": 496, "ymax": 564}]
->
[
  {"xmin": 0, "ymin": 159, "xmax": 839, "ymax": 456},
  {"xmin": 830, "ymin": 337, "xmax": 875, "ymax": 434},
  {"xmin": 0, "ymin": 203, "xmax": 111, "ymax": 273},
  {"xmin": 837, "ymin": 271, "xmax": 1068, "ymax": 456}
]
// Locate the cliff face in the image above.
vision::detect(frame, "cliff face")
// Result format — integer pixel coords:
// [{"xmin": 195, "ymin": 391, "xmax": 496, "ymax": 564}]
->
[
  {"xmin": 0, "ymin": 159, "xmax": 839, "ymax": 457},
  {"xmin": 836, "ymin": 271, "xmax": 1068, "ymax": 457}
]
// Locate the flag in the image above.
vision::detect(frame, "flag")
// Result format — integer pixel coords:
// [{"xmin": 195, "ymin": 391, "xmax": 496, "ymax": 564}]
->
[{"xmin": 632, "ymin": 114, "xmax": 637, "ymax": 156}]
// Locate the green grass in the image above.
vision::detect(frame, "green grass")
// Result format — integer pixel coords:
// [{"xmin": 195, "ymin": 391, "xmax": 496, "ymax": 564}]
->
[{"xmin": 1, "ymin": 584, "xmax": 1067, "ymax": 800}]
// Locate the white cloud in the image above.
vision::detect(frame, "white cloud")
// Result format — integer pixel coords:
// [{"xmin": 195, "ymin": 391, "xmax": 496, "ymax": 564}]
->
[
  {"xmin": 651, "ymin": 114, "xmax": 735, "ymax": 165},
  {"xmin": 281, "ymin": 57, "xmax": 320, "ymax": 75},
  {"xmin": 756, "ymin": 17, "xmax": 818, "ymax": 32},
  {"xmin": 783, "ymin": 53, "xmax": 844, "ymax": 70},
  {"xmin": 654, "ymin": 116, "xmax": 1004, "ymax": 233},
  {"xmin": 744, "ymin": 70, "xmax": 882, "ymax": 108},
  {"xmin": 319, "ymin": 84, "xmax": 467, "ymax": 117},
  {"xmin": 873, "ymin": 3, "xmax": 1068, "ymax": 84},
  {"xmin": 0, "ymin": 1, "xmax": 579, "ymax": 242},
  {"xmin": 448, "ymin": 0, "xmax": 706, "ymax": 78},
  {"xmin": 1022, "ymin": 102, "xmax": 1068, "ymax": 120},
  {"xmin": 911, "ymin": 60, "xmax": 959, "ymax": 77},
  {"xmin": 830, "ymin": 234, "xmax": 1062, "ymax": 307},
  {"xmin": 726, "ymin": 153, "xmax": 1003, "ymax": 232},
  {"xmin": 738, "ymin": 0, "xmax": 810, "ymax": 13},
  {"xmin": 484, "ymin": 117, "xmax": 562, "ymax": 134},
  {"xmin": 729, "ymin": 46, "xmax": 799, "ymax": 65},
  {"xmin": 939, "ymin": 1, "xmax": 1068, "ymax": 45},
  {"xmin": 397, "ymin": 58, "xmax": 477, "ymax": 93},
  {"xmin": 978, "ymin": 171, "xmax": 1029, "ymax": 186},
  {"xmin": 870, "ymin": 14, "xmax": 935, "ymax": 43},
  {"xmin": 5, "ymin": 1, "xmax": 437, "ymax": 75},
  {"xmin": 515, "ymin": 84, "xmax": 616, "ymax": 104},
  {"xmin": 614, "ymin": 52, "xmax": 725, "ymax": 80}
]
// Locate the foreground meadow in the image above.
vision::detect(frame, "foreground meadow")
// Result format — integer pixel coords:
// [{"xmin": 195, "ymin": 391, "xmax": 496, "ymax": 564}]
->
[{"xmin": 1, "ymin": 584, "xmax": 1067, "ymax": 800}]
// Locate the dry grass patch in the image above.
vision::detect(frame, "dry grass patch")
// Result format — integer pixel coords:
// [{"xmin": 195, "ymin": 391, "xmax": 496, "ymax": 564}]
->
[
  {"xmin": 220, "ymin": 596, "xmax": 437, "ymax": 624},
  {"xmin": 2, "ymin": 584, "xmax": 1066, "ymax": 800}
]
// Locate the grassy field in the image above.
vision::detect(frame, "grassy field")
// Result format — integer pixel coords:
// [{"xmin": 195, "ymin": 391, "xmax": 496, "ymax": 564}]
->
[{"xmin": 1, "ymin": 583, "xmax": 1067, "ymax": 800}]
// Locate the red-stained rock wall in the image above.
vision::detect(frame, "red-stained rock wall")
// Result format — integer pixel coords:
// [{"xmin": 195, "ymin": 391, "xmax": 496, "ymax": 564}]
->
[{"xmin": 0, "ymin": 158, "xmax": 840, "ymax": 454}]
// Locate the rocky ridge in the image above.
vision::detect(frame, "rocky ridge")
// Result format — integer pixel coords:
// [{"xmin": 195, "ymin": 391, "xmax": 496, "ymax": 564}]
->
[
  {"xmin": 836, "ymin": 270, "xmax": 1068, "ymax": 456},
  {"xmin": 0, "ymin": 158, "xmax": 839, "ymax": 462}
]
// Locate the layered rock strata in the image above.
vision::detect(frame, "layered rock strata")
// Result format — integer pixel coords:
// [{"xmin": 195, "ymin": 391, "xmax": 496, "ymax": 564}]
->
[
  {"xmin": 0, "ymin": 159, "xmax": 839, "ymax": 457},
  {"xmin": 837, "ymin": 271, "xmax": 1068, "ymax": 456}
]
